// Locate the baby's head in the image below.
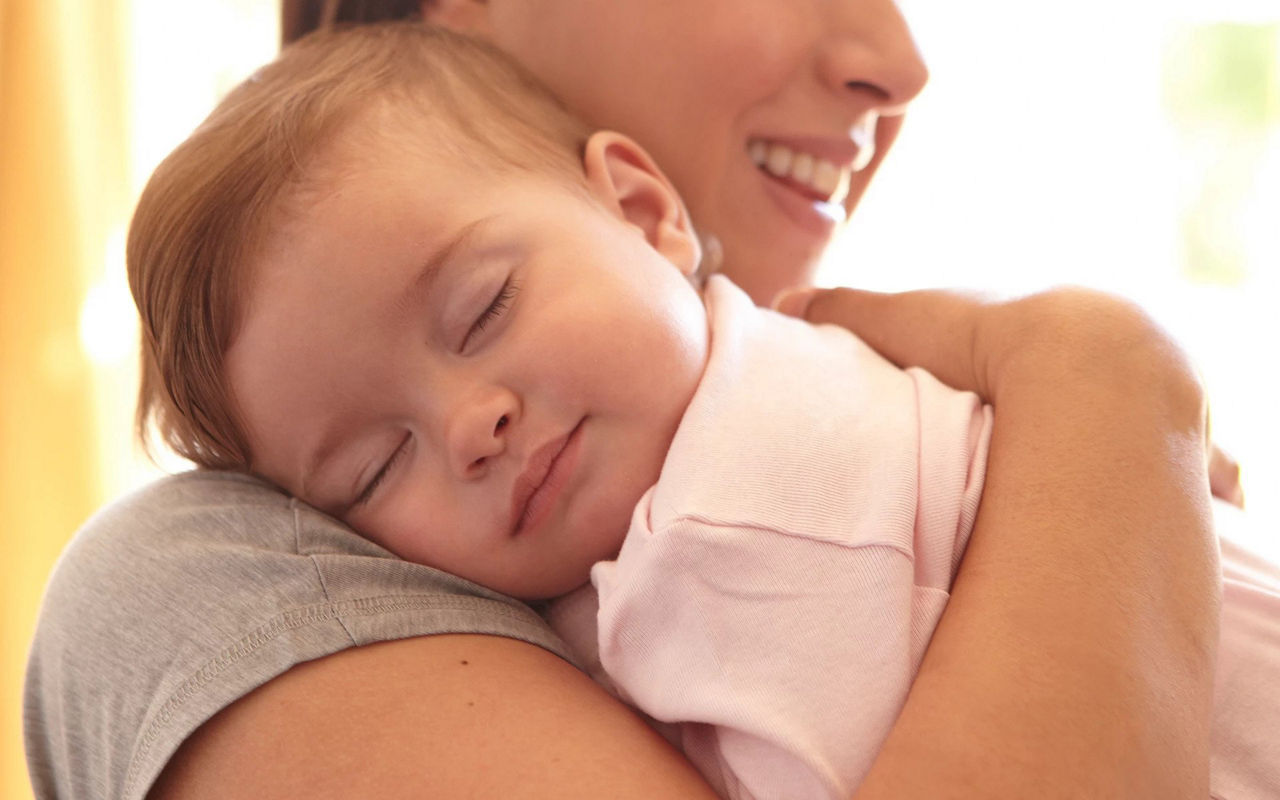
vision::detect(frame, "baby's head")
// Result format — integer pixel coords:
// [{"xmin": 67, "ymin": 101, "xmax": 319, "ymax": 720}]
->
[{"xmin": 131, "ymin": 23, "xmax": 710, "ymax": 599}]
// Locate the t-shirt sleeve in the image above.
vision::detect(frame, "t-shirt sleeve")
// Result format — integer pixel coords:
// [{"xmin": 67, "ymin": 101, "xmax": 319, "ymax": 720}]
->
[{"xmin": 23, "ymin": 470, "xmax": 572, "ymax": 800}]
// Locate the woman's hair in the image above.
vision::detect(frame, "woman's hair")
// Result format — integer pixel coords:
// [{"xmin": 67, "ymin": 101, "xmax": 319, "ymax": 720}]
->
[
  {"xmin": 281, "ymin": 0, "xmax": 422, "ymax": 46},
  {"xmin": 130, "ymin": 22, "xmax": 592, "ymax": 470}
]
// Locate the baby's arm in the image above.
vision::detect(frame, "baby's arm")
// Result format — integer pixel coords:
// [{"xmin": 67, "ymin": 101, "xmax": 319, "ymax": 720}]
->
[{"xmin": 591, "ymin": 278, "xmax": 991, "ymax": 799}]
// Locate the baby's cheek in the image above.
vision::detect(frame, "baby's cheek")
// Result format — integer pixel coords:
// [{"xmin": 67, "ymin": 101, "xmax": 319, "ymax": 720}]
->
[{"xmin": 666, "ymin": 293, "xmax": 712, "ymax": 398}]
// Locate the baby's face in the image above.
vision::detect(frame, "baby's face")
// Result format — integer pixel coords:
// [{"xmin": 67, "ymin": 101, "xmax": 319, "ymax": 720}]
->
[{"xmin": 225, "ymin": 127, "xmax": 709, "ymax": 600}]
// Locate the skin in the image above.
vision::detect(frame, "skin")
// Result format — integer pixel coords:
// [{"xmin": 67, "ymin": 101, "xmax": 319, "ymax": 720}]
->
[
  {"xmin": 150, "ymin": 634, "xmax": 723, "ymax": 800},
  {"xmin": 150, "ymin": 3, "xmax": 1223, "ymax": 796},
  {"xmin": 424, "ymin": 0, "xmax": 929, "ymax": 305},
  {"xmin": 228, "ymin": 116, "xmax": 709, "ymax": 600}
]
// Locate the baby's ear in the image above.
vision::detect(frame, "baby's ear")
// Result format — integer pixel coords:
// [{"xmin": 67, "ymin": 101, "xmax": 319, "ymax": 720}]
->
[{"xmin": 582, "ymin": 131, "xmax": 700, "ymax": 278}]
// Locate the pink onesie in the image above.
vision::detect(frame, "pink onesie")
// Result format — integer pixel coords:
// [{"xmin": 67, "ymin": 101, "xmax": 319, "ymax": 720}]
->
[{"xmin": 547, "ymin": 275, "xmax": 1279, "ymax": 799}]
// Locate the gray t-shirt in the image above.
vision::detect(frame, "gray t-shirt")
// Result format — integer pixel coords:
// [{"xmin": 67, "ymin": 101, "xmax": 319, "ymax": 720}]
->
[{"xmin": 23, "ymin": 470, "xmax": 571, "ymax": 800}]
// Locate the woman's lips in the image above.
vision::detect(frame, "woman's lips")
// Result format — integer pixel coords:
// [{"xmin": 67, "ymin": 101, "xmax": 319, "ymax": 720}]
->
[
  {"xmin": 748, "ymin": 139, "xmax": 854, "ymax": 205},
  {"xmin": 746, "ymin": 134, "xmax": 872, "ymax": 234},
  {"xmin": 756, "ymin": 166, "xmax": 849, "ymax": 235},
  {"xmin": 510, "ymin": 420, "xmax": 584, "ymax": 537}
]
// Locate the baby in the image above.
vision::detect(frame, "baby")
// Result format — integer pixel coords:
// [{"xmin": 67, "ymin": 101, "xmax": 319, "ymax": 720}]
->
[{"xmin": 129, "ymin": 23, "xmax": 1278, "ymax": 800}]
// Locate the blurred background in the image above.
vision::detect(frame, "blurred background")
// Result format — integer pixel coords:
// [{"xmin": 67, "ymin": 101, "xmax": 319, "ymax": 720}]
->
[{"xmin": 1, "ymin": 0, "xmax": 1276, "ymax": 796}]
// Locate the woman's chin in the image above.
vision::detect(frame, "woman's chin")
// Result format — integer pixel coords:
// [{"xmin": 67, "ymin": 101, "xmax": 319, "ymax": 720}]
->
[{"xmin": 718, "ymin": 235, "xmax": 827, "ymax": 305}]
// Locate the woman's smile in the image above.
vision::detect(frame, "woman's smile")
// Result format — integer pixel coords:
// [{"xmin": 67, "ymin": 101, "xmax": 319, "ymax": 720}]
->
[
  {"xmin": 471, "ymin": 0, "xmax": 929, "ymax": 304},
  {"xmin": 747, "ymin": 128, "xmax": 876, "ymax": 236}
]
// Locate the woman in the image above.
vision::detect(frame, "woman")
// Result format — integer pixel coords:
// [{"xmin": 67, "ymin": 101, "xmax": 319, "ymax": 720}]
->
[{"xmin": 23, "ymin": 1, "xmax": 1234, "ymax": 797}]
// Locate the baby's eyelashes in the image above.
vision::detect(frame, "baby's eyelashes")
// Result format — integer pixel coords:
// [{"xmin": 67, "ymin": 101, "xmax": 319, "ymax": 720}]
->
[
  {"xmin": 352, "ymin": 432, "xmax": 412, "ymax": 509},
  {"xmin": 462, "ymin": 278, "xmax": 519, "ymax": 350}
]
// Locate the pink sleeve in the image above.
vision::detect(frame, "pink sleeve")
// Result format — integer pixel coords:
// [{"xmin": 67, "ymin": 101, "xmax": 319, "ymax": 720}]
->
[
  {"xmin": 590, "ymin": 277, "xmax": 992, "ymax": 800},
  {"xmin": 1208, "ymin": 503, "xmax": 1280, "ymax": 798},
  {"xmin": 595, "ymin": 505, "xmax": 949, "ymax": 799}
]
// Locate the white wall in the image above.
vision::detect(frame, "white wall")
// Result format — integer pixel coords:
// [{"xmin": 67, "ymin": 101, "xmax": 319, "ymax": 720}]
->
[{"xmin": 823, "ymin": 1, "xmax": 1279, "ymax": 555}]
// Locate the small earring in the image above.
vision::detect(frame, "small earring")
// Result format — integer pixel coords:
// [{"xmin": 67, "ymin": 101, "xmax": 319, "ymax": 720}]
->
[{"xmin": 694, "ymin": 231, "xmax": 723, "ymax": 286}]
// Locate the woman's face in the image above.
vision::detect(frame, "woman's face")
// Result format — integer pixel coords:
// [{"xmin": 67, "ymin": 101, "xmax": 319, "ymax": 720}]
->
[{"xmin": 424, "ymin": 0, "xmax": 928, "ymax": 304}]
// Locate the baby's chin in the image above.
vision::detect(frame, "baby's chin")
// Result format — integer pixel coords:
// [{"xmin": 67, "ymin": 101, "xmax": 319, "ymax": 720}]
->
[
  {"xmin": 506, "ymin": 564, "xmax": 600, "ymax": 604},
  {"xmin": 485, "ymin": 525, "xmax": 625, "ymax": 604}
]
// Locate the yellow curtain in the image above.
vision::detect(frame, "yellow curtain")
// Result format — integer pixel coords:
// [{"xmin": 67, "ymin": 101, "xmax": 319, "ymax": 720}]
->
[{"xmin": 1, "ymin": 0, "xmax": 130, "ymax": 796}]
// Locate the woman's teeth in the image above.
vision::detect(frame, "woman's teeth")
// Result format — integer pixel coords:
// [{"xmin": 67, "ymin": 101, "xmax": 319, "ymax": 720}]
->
[{"xmin": 748, "ymin": 139, "xmax": 865, "ymax": 206}]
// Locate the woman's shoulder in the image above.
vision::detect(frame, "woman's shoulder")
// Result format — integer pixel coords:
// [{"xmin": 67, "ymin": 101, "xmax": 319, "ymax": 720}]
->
[
  {"xmin": 65, "ymin": 468, "xmax": 392, "ymax": 568},
  {"xmin": 69, "ymin": 469, "xmax": 308, "ymax": 554},
  {"xmin": 25, "ymin": 470, "xmax": 569, "ymax": 800},
  {"xmin": 46, "ymin": 470, "xmax": 551, "ymax": 621}
]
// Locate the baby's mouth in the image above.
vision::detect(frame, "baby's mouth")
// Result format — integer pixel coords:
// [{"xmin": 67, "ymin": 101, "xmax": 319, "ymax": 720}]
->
[{"xmin": 747, "ymin": 137, "xmax": 874, "ymax": 207}]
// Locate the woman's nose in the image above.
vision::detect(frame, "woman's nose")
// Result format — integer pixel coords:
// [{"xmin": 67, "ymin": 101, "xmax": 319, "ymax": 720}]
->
[
  {"xmin": 446, "ymin": 387, "xmax": 519, "ymax": 479},
  {"xmin": 818, "ymin": 0, "xmax": 929, "ymax": 111}
]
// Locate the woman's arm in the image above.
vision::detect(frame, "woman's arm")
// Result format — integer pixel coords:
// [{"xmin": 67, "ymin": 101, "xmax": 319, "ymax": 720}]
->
[
  {"xmin": 149, "ymin": 633, "xmax": 721, "ymax": 799},
  {"xmin": 779, "ymin": 286, "xmax": 1220, "ymax": 798}
]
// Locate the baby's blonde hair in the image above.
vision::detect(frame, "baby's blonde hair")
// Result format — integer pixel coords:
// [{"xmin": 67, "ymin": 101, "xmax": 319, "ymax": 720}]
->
[{"xmin": 129, "ymin": 23, "xmax": 592, "ymax": 469}]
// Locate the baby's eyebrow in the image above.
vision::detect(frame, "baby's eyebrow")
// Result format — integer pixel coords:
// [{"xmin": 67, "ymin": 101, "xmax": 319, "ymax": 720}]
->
[{"xmin": 397, "ymin": 215, "xmax": 497, "ymax": 312}]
